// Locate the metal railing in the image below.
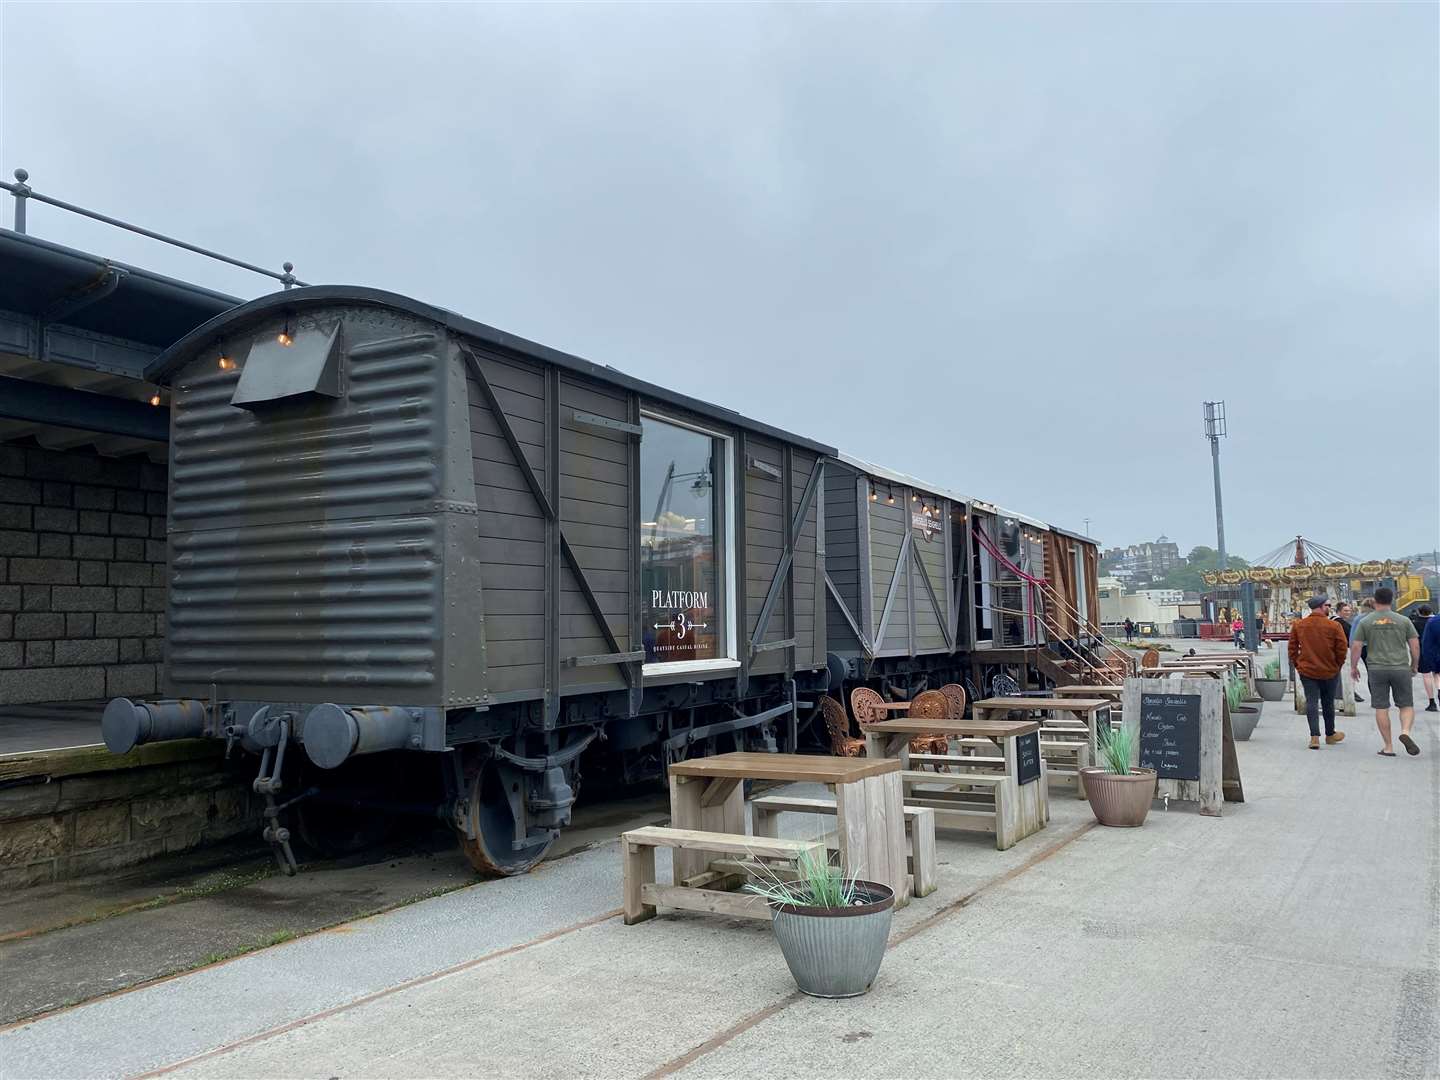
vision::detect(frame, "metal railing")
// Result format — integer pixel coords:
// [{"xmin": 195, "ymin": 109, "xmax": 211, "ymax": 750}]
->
[{"xmin": 2, "ymin": 167, "xmax": 307, "ymax": 289}]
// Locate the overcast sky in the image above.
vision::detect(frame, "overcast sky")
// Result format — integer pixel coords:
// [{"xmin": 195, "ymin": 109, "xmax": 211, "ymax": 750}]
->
[{"xmin": 2, "ymin": 2, "xmax": 1436, "ymax": 561}]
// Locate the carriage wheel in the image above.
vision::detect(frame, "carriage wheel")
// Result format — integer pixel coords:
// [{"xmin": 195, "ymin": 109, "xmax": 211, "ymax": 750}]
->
[{"xmin": 456, "ymin": 757, "xmax": 556, "ymax": 877}]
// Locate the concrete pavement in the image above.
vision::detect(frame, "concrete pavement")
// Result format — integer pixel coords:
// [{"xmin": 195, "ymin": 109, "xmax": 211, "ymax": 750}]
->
[{"xmin": 3, "ymin": 675, "xmax": 1436, "ymax": 1079}]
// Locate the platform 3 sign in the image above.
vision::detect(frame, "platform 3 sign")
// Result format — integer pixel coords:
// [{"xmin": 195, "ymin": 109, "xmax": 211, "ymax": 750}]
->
[{"xmin": 1121, "ymin": 677, "xmax": 1243, "ymax": 816}]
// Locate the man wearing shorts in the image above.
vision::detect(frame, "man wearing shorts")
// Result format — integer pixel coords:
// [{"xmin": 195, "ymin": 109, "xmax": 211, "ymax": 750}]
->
[{"xmin": 1350, "ymin": 587, "xmax": 1421, "ymax": 756}]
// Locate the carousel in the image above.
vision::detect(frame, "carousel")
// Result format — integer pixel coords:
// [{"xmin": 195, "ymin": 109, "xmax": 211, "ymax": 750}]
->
[{"xmin": 1201, "ymin": 536, "xmax": 1421, "ymax": 635}]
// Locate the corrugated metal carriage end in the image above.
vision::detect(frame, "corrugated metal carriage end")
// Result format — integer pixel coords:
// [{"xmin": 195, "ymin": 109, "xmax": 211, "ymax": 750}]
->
[{"xmin": 104, "ymin": 288, "xmax": 837, "ymax": 876}]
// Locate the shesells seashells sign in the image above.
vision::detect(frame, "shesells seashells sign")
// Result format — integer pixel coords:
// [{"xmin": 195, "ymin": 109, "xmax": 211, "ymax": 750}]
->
[{"xmin": 911, "ymin": 506, "xmax": 940, "ymax": 541}]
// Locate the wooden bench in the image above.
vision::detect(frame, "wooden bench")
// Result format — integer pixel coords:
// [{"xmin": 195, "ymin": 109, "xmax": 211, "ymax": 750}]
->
[
  {"xmin": 1038, "ymin": 736, "xmax": 1092, "ymax": 798},
  {"xmin": 899, "ymin": 769, "xmax": 1007, "ymax": 843},
  {"xmin": 749, "ymin": 794, "xmax": 939, "ymax": 898},
  {"xmin": 621, "ymin": 826, "xmax": 825, "ymax": 925}
]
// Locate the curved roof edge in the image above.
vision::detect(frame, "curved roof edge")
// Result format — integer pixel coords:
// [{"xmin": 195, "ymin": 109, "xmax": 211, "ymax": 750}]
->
[
  {"xmin": 1050, "ymin": 525, "xmax": 1097, "ymax": 545},
  {"xmin": 146, "ymin": 284, "xmax": 837, "ymax": 456},
  {"xmin": 835, "ymin": 452, "xmax": 975, "ymax": 507},
  {"xmin": 836, "ymin": 450, "xmax": 1099, "ymax": 541}
]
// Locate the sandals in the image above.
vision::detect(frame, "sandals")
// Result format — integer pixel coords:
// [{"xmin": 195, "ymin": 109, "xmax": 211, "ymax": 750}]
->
[
  {"xmin": 1377, "ymin": 750, "xmax": 1396, "ymax": 757},
  {"xmin": 1398, "ymin": 733, "xmax": 1420, "ymax": 756}
]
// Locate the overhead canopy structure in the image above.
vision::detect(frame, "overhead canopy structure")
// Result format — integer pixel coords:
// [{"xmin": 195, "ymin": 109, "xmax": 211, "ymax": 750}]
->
[
  {"xmin": 0, "ymin": 229, "xmax": 239, "ymax": 460},
  {"xmin": 1201, "ymin": 535, "xmax": 1411, "ymax": 588}
]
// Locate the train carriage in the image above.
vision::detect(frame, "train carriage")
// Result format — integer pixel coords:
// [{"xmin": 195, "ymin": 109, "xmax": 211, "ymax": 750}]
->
[{"xmin": 101, "ymin": 286, "xmax": 834, "ymax": 874}]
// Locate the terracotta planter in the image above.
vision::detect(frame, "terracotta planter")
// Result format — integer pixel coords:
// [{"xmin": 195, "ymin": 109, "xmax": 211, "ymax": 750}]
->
[
  {"xmin": 1080, "ymin": 767, "xmax": 1156, "ymax": 827},
  {"xmin": 769, "ymin": 882, "xmax": 894, "ymax": 998}
]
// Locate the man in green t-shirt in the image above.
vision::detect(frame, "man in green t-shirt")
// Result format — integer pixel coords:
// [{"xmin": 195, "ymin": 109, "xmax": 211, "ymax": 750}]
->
[{"xmin": 1350, "ymin": 586, "xmax": 1421, "ymax": 756}]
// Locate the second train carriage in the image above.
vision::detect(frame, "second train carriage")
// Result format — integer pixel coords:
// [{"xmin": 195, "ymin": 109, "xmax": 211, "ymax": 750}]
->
[
  {"xmin": 820, "ymin": 454, "xmax": 1107, "ymax": 715},
  {"xmin": 100, "ymin": 285, "xmax": 835, "ymax": 873},
  {"xmin": 97, "ymin": 283, "xmax": 1107, "ymax": 874}
]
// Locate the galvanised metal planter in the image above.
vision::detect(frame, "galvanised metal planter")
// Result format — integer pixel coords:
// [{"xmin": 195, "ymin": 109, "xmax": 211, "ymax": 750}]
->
[
  {"xmin": 1255, "ymin": 678, "xmax": 1287, "ymax": 702},
  {"xmin": 1080, "ymin": 766, "xmax": 1156, "ymax": 827},
  {"xmin": 1229, "ymin": 705, "xmax": 1260, "ymax": 741},
  {"xmin": 769, "ymin": 882, "xmax": 895, "ymax": 998}
]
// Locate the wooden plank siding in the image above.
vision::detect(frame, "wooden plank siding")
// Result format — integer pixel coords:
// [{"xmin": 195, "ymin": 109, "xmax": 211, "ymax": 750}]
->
[
  {"xmin": 466, "ymin": 349, "xmax": 549, "ymax": 696},
  {"xmin": 557, "ymin": 376, "xmax": 632, "ymax": 693},
  {"xmin": 869, "ymin": 497, "xmax": 910, "ymax": 654},
  {"xmin": 464, "ymin": 347, "xmax": 635, "ymax": 699},
  {"xmin": 822, "ymin": 465, "xmax": 959, "ymax": 662},
  {"xmin": 465, "ymin": 345, "xmax": 826, "ymax": 705},
  {"xmin": 823, "ymin": 464, "xmax": 862, "ymax": 653}
]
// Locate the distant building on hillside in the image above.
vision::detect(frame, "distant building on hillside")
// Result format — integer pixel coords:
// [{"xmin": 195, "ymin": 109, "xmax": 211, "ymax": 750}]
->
[{"xmin": 1104, "ymin": 536, "xmax": 1182, "ymax": 585}]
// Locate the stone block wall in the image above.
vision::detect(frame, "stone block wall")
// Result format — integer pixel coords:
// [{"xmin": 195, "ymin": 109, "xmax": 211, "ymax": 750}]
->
[
  {"xmin": 0, "ymin": 444, "xmax": 168, "ymax": 705},
  {"xmin": 0, "ymin": 744, "xmax": 260, "ymax": 888}
]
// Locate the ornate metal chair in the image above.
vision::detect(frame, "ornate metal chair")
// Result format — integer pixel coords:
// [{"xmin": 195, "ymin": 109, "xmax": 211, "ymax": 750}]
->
[
  {"xmin": 849, "ymin": 686, "xmax": 888, "ymax": 727},
  {"xmin": 906, "ymin": 690, "xmax": 953, "ymax": 762},
  {"xmin": 820, "ymin": 695, "xmax": 865, "ymax": 758},
  {"xmin": 990, "ymin": 672, "xmax": 1021, "ymax": 697},
  {"xmin": 938, "ymin": 683, "xmax": 967, "ymax": 719}
]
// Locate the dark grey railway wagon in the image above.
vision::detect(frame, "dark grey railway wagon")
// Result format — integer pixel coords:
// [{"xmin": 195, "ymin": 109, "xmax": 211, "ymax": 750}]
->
[
  {"xmin": 102, "ymin": 286, "xmax": 834, "ymax": 874},
  {"xmin": 823, "ymin": 455, "xmax": 970, "ymax": 687}
]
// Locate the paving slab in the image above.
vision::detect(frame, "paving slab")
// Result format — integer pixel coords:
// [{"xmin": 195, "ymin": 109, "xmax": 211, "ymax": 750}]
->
[{"xmin": 3, "ymin": 676, "xmax": 1435, "ymax": 1080}]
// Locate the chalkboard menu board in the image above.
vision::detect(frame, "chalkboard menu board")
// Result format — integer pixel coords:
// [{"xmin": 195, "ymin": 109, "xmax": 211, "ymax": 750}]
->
[
  {"xmin": 1016, "ymin": 731, "xmax": 1042, "ymax": 786},
  {"xmin": 1138, "ymin": 692, "xmax": 1201, "ymax": 781}
]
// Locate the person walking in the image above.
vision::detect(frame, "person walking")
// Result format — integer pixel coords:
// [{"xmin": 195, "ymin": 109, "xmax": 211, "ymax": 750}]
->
[
  {"xmin": 1350, "ymin": 587, "xmax": 1421, "ymax": 756},
  {"xmin": 1254, "ymin": 614, "xmax": 1267, "ymax": 647},
  {"xmin": 1290, "ymin": 596, "xmax": 1348, "ymax": 750},
  {"xmin": 1422, "ymin": 612, "xmax": 1440, "ymax": 713},
  {"xmin": 1334, "ymin": 602, "xmax": 1363, "ymax": 702},
  {"xmin": 1124, "ymin": 617, "xmax": 1135, "ymax": 644},
  {"xmin": 1414, "ymin": 605, "xmax": 1437, "ymax": 711},
  {"xmin": 1408, "ymin": 604, "xmax": 1431, "ymax": 638},
  {"xmin": 1232, "ymin": 616, "xmax": 1245, "ymax": 648}
]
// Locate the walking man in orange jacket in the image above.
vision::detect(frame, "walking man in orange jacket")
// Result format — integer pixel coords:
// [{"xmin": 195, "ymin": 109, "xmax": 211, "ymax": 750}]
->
[{"xmin": 1290, "ymin": 596, "xmax": 1348, "ymax": 750}]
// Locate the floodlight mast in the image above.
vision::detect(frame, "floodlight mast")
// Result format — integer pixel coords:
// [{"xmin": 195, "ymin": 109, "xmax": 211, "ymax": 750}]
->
[{"xmin": 1203, "ymin": 401, "xmax": 1227, "ymax": 571}]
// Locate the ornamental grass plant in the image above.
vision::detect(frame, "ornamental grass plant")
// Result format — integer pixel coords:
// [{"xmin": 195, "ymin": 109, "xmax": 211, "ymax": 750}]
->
[
  {"xmin": 1225, "ymin": 674, "xmax": 1247, "ymax": 713},
  {"xmin": 1098, "ymin": 721, "xmax": 1137, "ymax": 775},
  {"xmin": 743, "ymin": 849, "xmax": 863, "ymax": 909}
]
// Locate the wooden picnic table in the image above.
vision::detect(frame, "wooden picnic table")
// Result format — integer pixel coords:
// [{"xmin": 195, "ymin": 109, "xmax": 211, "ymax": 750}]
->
[
  {"xmin": 1166, "ymin": 653, "xmax": 1256, "ymax": 676},
  {"xmin": 1054, "ymin": 684, "xmax": 1122, "ymax": 701},
  {"xmin": 973, "ymin": 695, "xmax": 1115, "ymax": 757},
  {"xmin": 861, "ymin": 717, "xmax": 1047, "ymax": 850},
  {"xmin": 1140, "ymin": 665, "xmax": 1227, "ymax": 680},
  {"xmin": 666, "ymin": 752, "xmax": 910, "ymax": 907}
]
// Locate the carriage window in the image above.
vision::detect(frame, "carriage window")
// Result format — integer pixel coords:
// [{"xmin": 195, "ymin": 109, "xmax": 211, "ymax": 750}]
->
[{"xmin": 640, "ymin": 416, "xmax": 730, "ymax": 666}]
